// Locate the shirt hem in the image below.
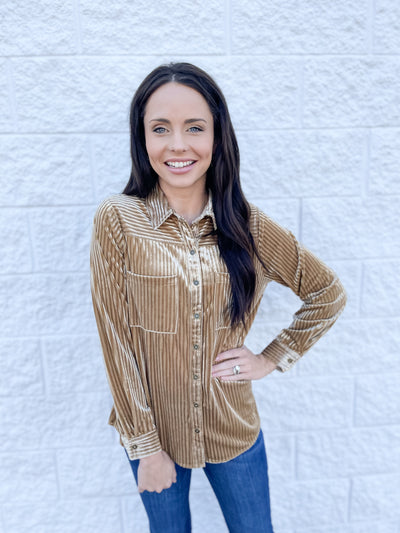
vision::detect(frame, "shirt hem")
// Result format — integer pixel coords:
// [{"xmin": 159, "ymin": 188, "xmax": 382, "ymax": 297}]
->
[{"xmin": 173, "ymin": 425, "xmax": 262, "ymax": 469}]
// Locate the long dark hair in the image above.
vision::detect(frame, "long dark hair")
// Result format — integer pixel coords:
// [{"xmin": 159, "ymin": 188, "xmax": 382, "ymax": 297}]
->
[{"xmin": 123, "ymin": 62, "xmax": 261, "ymax": 327}]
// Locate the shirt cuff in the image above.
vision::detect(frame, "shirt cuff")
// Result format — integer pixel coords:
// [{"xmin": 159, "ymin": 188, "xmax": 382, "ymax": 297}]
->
[
  {"xmin": 261, "ymin": 339, "xmax": 301, "ymax": 372},
  {"xmin": 121, "ymin": 429, "xmax": 162, "ymax": 461}
]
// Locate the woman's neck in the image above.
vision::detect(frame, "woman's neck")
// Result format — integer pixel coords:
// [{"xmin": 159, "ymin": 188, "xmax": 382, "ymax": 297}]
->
[{"xmin": 159, "ymin": 183, "xmax": 208, "ymax": 225}]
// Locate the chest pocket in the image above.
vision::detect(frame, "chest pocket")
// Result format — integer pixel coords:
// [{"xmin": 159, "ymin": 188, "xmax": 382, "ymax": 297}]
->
[
  {"xmin": 214, "ymin": 271, "xmax": 232, "ymax": 330},
  {"xmin": 127, "ymin": 271, "xmax": 178, "ymax": 334}
]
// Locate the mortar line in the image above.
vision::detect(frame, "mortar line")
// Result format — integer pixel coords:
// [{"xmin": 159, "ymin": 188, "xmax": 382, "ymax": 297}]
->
[
  {"xmin": 53, "ymin": 448, "xmax": 63, "ymax": 501},
  {"xmin": 3, "ymin": 52, "xmax": 400, "ymax": 59},
  {"xmin": 358, "ymin": 262, "xmax": 365, "ymax": 319},
  {"xmin": 38, "ymin": 337, "xmax": 48, "ymax": 397},
  {"xmin": 73, "ymin": 0, "xmax": 83, "ymax": 54},
  {"xmin": 225, "ymin": 0, "xmax": 232, "ymax": 56},
  {"xmin": 298, "ymin": 59, "xmax": 304, "ymax": 128},
  {"xmin": 26, "ymin": 210, "xmax": 37, "ymax": 272},
  {"xmin": 363, "ymin": 129, "xmax": 371, "ymax": 198},
  {"xmin": 88, "ymin": 135, "xmax": 98, "ymax": 203},
  {"xmin": 298, "ymin": 197, "xmax": 303, "ymax": 243},
  {"xmin": 0, "ymin": 125, "xmax": 399, "ymax": 135},
  {"xmin": 0, "ymin": 203, "xmax": 101, "ymax": 209},
  {"xmin": 0, "ymin": 270, "xmax": 93, "ymax": 278},
  {"xmin": 117, "ymin": 494, "xmax": 126, "ymax": 533},
  {"xmin": 368, "ymin": 0, "xmax": 376, "ymax": 54},
  {"xmin": 351, "ymin": 374, "xmax": 358, "ymax": 432},
  {"xmin": 5, "ymin": 59, "xmax": 18, "ymax": 128},
  {"xmin": 293, "ymin": 433, "xmax": 298, "ymax": 480},
  {"xmin": 346, "ymin": 476, "xmax": 353, "ymax": 522}
]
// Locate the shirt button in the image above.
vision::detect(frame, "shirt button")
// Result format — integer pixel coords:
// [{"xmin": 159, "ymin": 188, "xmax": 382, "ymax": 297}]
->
[
  {"xmin": 193, "ymin": 374, "xmax": 199, "ymax": 380},
  {"xmin": 287, "ymin": 358, "xmax": 293, "ymax": 364},
  {"xmin": 193, "ymin": 402, "xmax": 199, "ymax": 408},
  {"xmin": 190, "ymin": 249, "xmax": 196, "ymax": 255},
  {"xmin": 195, "ymin": 428, "xmax": 200, "ymax": 434},
  {"xmin": 194, "ymin": 313, "xmax": 200, "ymax": 319},
  {"xmin": 132, "ymin": 444, "xmax": 138, "ymax": 449},
  {"xmin": 194, "ymin": 344, "xmax": 199, "ymax": 350},
  {"xmin": 193, "ymin": 280, "xmax": 199, "ymax": 286}
]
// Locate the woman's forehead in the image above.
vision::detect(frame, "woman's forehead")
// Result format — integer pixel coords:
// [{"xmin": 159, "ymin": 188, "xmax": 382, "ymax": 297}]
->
[{"xmin": 144, "ymin": 82, "xmax": 212, "ymax": 120}]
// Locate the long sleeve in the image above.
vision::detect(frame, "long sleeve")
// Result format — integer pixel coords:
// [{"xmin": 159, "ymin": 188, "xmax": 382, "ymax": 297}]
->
[
  {"xmin": 257, "ymin": 210, "xmax": 347, "ymax": 372},
  {"xmin": 90, "ymin": 199, "xmax": 162, "ymax": 459}
]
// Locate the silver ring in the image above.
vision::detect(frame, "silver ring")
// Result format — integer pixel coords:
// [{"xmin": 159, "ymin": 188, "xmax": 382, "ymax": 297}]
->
[{"xmin": 233, "ymin": 365, "xmax": 241, "ymax": 375}]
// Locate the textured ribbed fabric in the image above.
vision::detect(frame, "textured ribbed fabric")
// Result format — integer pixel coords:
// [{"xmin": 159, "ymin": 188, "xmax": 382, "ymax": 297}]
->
[{"xmin": 90, "ymin": 185, "xmax": 347, "ymax": 468}]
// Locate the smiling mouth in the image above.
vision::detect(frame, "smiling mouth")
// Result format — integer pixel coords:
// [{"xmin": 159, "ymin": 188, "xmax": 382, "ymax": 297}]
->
[{"xmin": 165, "ymin": 160, "xmax": 195, "ymax": 168}]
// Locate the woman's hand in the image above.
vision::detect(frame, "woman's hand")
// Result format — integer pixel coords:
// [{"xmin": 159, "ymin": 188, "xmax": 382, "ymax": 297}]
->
[
  {"xmin": 137, "ymin": 450, "xmax": 177, "ymax": 493},
  {"xmin": 211, "ymin": 345, "xmax": 277, "ymax": 381}
]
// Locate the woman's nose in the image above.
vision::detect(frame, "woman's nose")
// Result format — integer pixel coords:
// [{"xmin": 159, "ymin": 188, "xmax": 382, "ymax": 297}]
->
[{"xmin": 170, "ymin": 132, "xmax": 187, "ymax": 152}]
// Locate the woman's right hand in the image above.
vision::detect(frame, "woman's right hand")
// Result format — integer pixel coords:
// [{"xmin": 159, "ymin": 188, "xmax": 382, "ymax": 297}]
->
[{"xmin": 137, "ymin": 450, "xmax": 177, "ymax": 493}]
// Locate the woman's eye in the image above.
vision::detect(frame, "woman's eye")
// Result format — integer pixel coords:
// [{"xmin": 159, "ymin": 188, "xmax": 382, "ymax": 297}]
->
[
  {"xmin": 188, "ymin": 126, "xmax": 203, "ymax": 133},
  {"xmin": 153, "ymin": 127, "xmax": 167, "ymax": 134}
]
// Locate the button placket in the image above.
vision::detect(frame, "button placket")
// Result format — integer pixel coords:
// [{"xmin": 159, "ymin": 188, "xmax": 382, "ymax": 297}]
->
[{"xmin": 185, "ymin": 224, "xmax": 204, "ymax": 460}]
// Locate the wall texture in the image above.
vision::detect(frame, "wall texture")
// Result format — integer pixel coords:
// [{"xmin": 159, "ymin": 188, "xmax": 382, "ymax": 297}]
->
[{"xmin": 1, "ymin": 1, "xmax": 400, "ymax": 532}]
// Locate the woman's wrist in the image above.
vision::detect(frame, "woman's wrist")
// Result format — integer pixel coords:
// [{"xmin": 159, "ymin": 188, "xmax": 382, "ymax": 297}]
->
[
  {"xmin": 140, "ymin": 450, "xmax": 163, "ymax": 464},
  {"xmin": 257, "ymin": 353, "xmax": 278, "ymax": 376}
]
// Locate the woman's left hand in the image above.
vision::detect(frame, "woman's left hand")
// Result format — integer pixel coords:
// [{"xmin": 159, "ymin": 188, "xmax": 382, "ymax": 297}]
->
[{"xmin": 211, "ymin": 345, "xmax": 277, "ymax": 381}]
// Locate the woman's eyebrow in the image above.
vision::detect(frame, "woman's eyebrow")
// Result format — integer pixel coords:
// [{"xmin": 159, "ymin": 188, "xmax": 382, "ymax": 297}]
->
[
  {"xmin": 185, "ymin": 118, "xmax": 207, "ymax": 124},
  {"xmin": 149, "ymin": 118, "xmax": 208, "ymax": 124}
]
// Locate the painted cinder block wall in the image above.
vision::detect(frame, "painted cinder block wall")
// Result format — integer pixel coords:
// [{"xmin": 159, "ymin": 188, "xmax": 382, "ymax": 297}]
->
[{"xmin": 1, "ymin": 1, "xmax": 400, "ymax": 532}]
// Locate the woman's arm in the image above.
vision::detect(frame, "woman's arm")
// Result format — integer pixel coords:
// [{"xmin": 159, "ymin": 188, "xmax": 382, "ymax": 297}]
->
[
  {"xmin": 90, "ymin": 198, "xmax": 162, "ymax": 459},
  {"xmin": 257, "ymin": 209, "xmax": 347, "ymax": 372},
  {"xmin": 212, "ymin": 210, "xmax": 346, "ymax": 380}
]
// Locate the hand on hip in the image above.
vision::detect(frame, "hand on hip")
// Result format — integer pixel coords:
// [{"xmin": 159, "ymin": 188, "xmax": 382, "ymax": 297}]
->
[{"xmin": 211, "ymin": 345, "xmax": 277, "ymax": 381}]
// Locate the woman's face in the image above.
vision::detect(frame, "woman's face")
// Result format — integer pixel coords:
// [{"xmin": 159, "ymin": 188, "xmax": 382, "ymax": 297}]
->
[{"xmin": 143, "ymin": 82, "xmax": 214, "ymax": 197}]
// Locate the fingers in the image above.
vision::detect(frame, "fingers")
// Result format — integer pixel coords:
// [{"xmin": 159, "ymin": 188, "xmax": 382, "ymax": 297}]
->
[
  {"xmin": 211, "ymin": 346, "xmax": 250, "ymax": 380},
  {"xmin": 212, "ymin": 358, "xmax": 249, "ymax": 381},
  {"xmin": 214, "ymin": 346, "xmax": 246, "ymax": 362},
  {"xmin": 138, "ymin": 474, "xmax": 177, "ymax": 493},
  {"xmin": 212, "ymin": 367, "xmax": 248, "ymax": 380},
  {"xmin": 137, "ymin": 453, "xmax": 177, "ymax": 493},
  {"xmin": 212, "ymin": 346, "xmax": 272, "ymax": 381},
  {"xmin": 212, "ymin": 358, "xmax": 241, "ymax": 373}
]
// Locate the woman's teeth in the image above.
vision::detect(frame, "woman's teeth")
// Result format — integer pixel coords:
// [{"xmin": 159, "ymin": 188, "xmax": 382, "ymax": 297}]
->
[{"xmin": 166, "ymin": 161, "xmax": 194, "ymax": 168}]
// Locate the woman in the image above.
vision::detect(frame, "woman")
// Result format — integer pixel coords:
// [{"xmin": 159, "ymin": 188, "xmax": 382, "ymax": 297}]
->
[{"xmin": 90, "ymin": 62, "xmax": 347, "ymax": 533}]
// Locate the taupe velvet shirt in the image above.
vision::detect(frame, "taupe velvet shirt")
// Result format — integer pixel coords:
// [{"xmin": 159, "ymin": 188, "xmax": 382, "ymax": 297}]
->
[{"xmin": 90, "ymin": 185, "xmax": 347, "ymax": 468}]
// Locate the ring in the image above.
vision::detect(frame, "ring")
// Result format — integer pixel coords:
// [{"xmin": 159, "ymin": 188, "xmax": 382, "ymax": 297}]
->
[{"xmin": 233, "ymin": 365, "xmax": 241, "ymax": 375}]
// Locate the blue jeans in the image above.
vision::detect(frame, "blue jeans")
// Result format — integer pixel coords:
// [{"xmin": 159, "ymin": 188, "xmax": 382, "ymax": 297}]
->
[{"xmin": 124, "ymin": 430, "xmax": 275, "ymax": 533}]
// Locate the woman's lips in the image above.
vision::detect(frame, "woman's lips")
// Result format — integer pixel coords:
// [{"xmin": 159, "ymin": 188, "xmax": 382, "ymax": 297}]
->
[
  {"xmin": 165, "ymin": 160, "xmax": 195, "ymax": 168},
  {"xmin": 164, "ymin": 160, "xmax": 197, "ymax": 173}
]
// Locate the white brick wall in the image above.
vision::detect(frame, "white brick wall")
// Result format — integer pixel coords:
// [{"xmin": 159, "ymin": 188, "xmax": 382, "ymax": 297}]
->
[{"xmin": 1, "ymin": 1, "xmax": 399, "ymax": 532}]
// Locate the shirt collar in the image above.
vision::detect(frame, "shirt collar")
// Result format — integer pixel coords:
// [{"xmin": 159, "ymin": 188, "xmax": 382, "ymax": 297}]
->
[{"xmin": 145, "ymin": 184, "xmax": 217, "ymax": 231}]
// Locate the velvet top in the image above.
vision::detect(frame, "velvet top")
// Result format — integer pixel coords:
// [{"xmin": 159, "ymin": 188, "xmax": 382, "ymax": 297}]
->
[{"xmin": 90, "ymin": 185, "xmax": 346, "ymax": 468}]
